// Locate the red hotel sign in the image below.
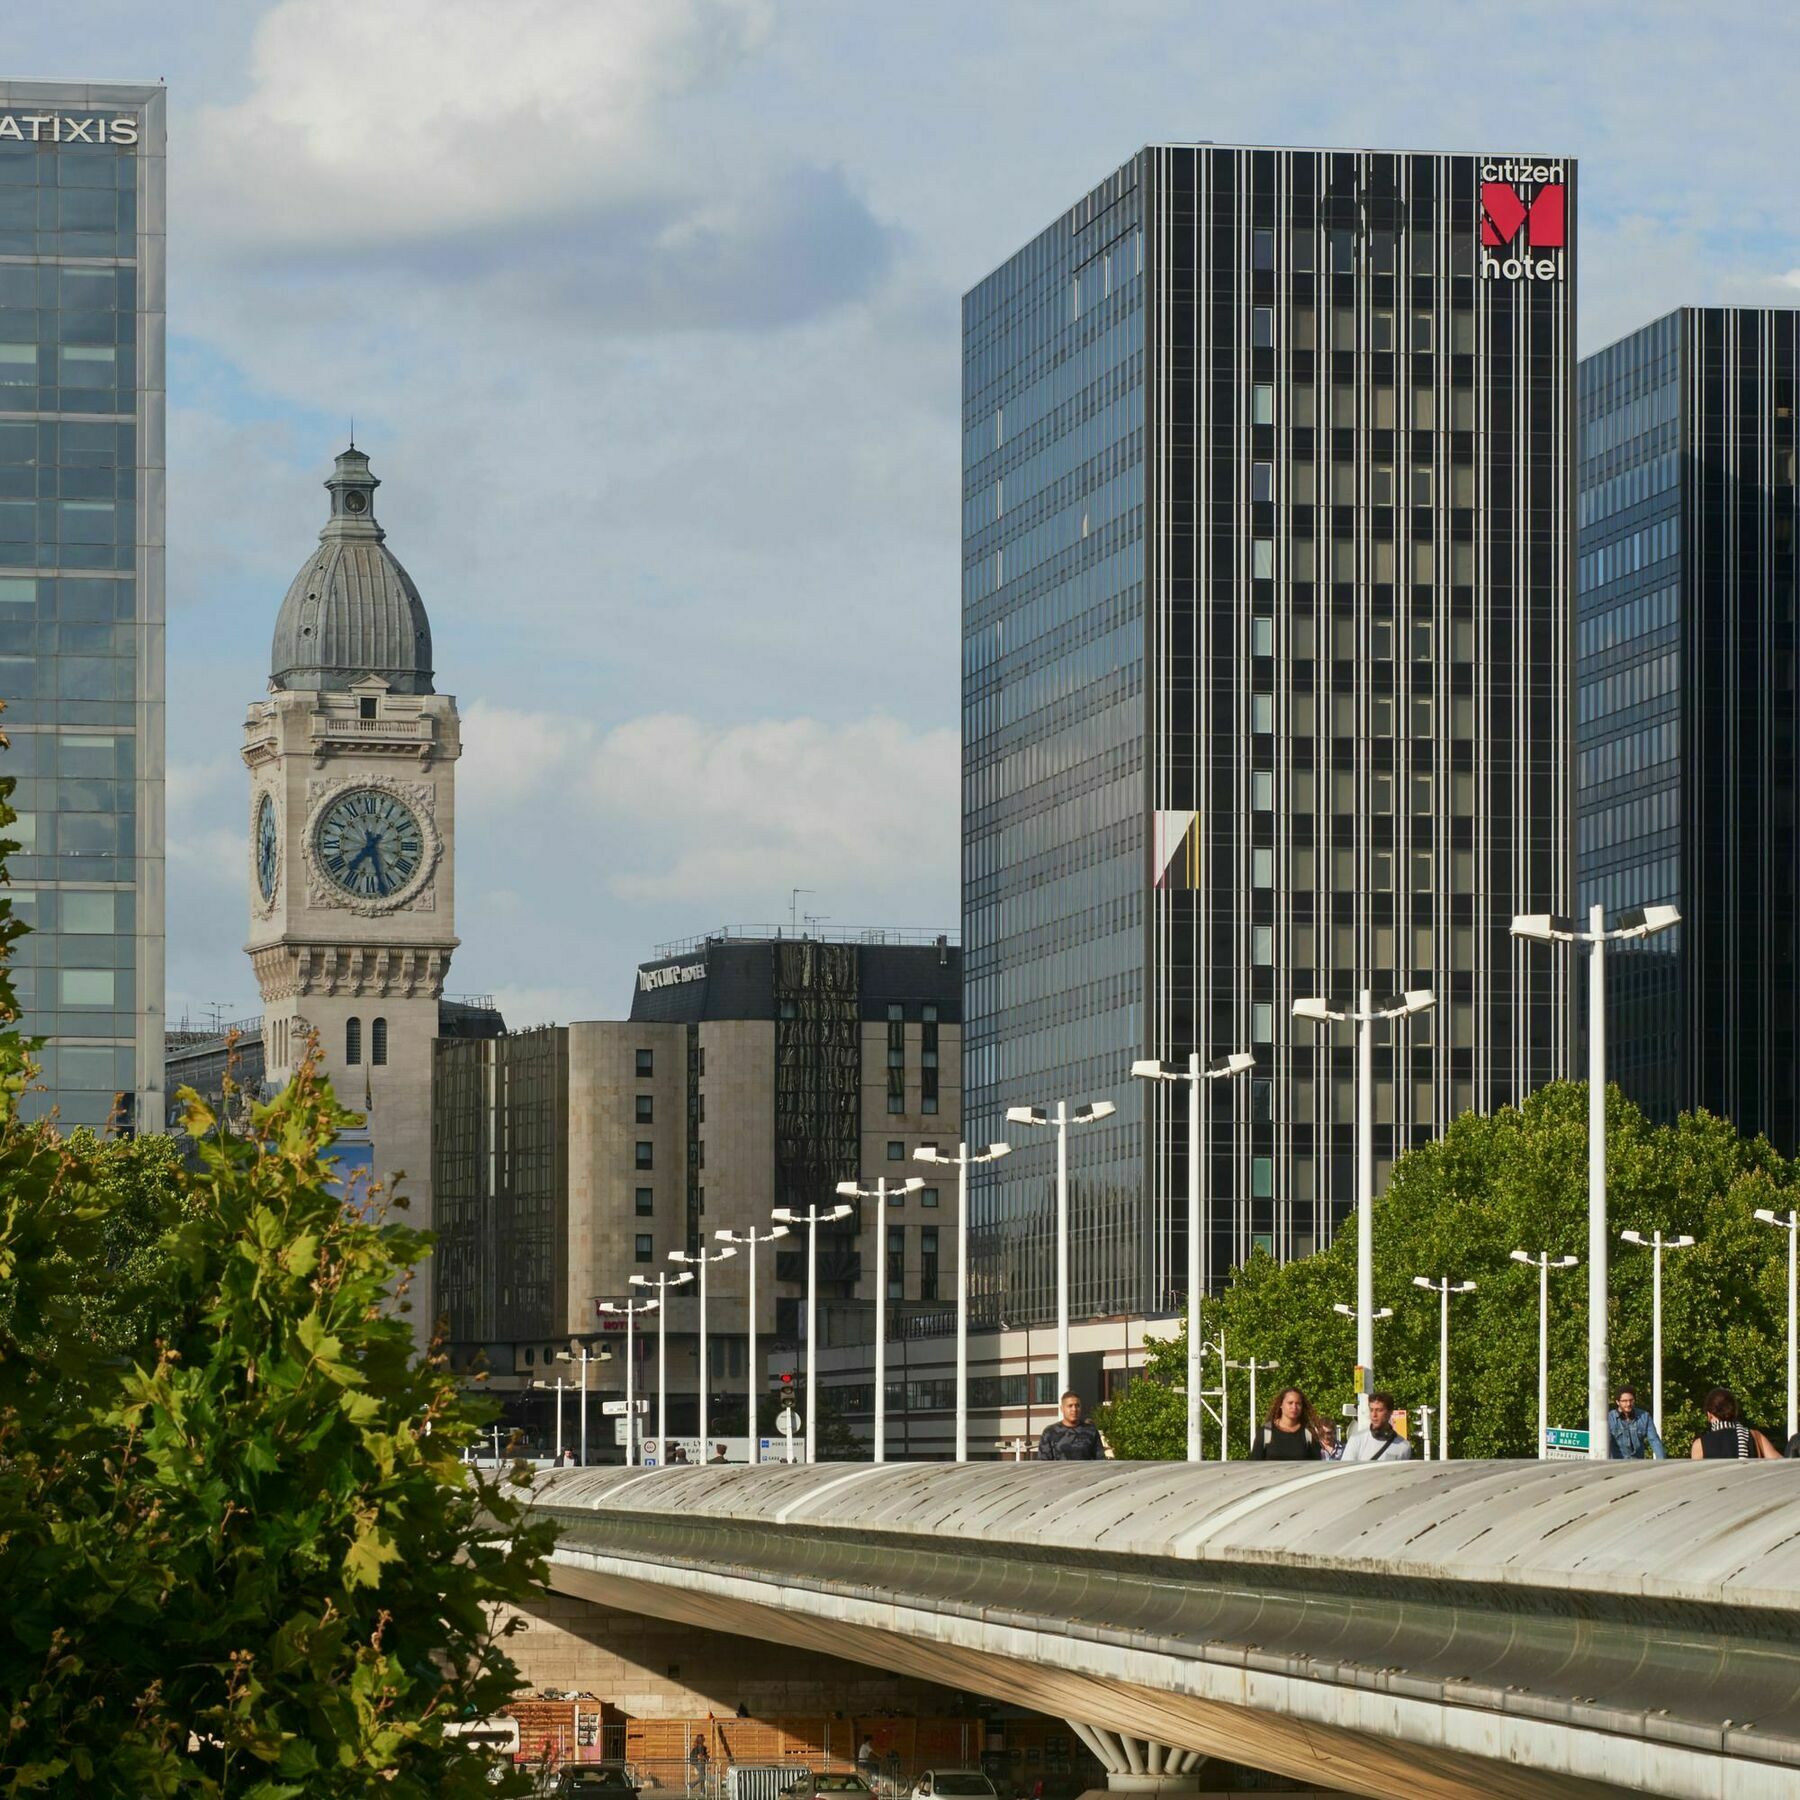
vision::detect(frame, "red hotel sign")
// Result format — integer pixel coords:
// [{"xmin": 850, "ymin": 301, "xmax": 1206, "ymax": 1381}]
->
[{"xmin": 1479, "ymin": 159, "xmax": 1566, "ymax": 283}]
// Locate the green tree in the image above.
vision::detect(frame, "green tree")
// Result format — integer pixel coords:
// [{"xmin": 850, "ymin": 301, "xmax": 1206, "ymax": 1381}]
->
[
  {"xmin": 0, "ymin": 746, "xmax": 553, "ymax": 1795},
  {"xmin": 1101, "ymin": 1084, "xmax": 1797, "ymax": 1460}
]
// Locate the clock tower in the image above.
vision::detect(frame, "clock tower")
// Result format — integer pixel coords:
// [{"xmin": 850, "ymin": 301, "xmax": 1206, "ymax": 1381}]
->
[{"xmin": 243, "ymin": 447, "xmax": 459, "ymax": 1344}]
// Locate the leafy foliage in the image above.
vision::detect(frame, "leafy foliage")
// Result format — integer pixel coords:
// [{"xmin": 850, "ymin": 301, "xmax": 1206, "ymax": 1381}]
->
[
  {"xmin": 0, "ymin": 764, "xmax": 552, "ymax": 1794},
  {"xmin": 1101, "ymin": 1084, "xmax": 1798, "ymax": 1460}
]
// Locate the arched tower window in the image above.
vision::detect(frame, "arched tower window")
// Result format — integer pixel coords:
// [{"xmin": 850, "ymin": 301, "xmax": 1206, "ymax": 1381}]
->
[
  {"xmin": 345, "ymin": 1017, "xmax": 362, "ymax": 1065},
  {"xmin": 371, "ymin": 1017, "xmax": 388, "ymax": 1066}
]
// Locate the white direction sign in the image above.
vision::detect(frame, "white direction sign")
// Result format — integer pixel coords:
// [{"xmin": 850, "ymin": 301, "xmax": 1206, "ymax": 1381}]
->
[
  {"xmin": 601, "ymin": 1399, "xmax": 649, "ymax": 1416},
  {"xmin": 1544, "ymin": 1427, "xmax": 1590, "ymax": 1461}
]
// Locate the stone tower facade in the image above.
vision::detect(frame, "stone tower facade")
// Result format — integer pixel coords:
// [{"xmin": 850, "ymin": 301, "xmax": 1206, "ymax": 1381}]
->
[{"xmin": 243, "ymin": 448, "xmax": 458, "ymax": 1343}]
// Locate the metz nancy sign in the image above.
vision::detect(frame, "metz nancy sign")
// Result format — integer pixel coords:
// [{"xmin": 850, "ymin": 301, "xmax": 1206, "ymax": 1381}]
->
[
  {"xmin": 0, "ymin": 113, "xmax": 139, "ymax": 145},
  {"xmin": 1479, "ymin": 159, "xmax": 1566, "ymax": 284}
]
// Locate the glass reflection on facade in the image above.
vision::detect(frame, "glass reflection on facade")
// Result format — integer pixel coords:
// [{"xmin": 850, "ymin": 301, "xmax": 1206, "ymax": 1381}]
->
[
  {"xmin": 964, "ymin": 146, "xmax": 1575, "ymax": 1324},
  {"xmin": 0, "ymin": 82, "xmax": 164, "ymax": 1132},
  {"xmin": 1577, "ymin": 308, "xmax": 1800, "ymax": 1149}
]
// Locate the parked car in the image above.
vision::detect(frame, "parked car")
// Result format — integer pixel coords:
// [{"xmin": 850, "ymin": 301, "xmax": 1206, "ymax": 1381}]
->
[
  {"xmin": 779, "ymin": 1777, "xmax": 875, "ymax": 1800},
  {"xmin": 912, "ymin": 1774, "xmax": 998, "ymax": 1800},
  {"xmin": 557, "ymin": 1766, "xmax": 643, "ymax": 1798}
]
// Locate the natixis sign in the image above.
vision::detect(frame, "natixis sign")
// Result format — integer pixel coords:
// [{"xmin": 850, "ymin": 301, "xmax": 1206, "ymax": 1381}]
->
[
  {"xmin": 0, "ymin": 112, "xmax": 139, "ymax": 145},
  {"xmin": 1479, "ymin": 158, "xmax": 1566, "ymax": 283}
]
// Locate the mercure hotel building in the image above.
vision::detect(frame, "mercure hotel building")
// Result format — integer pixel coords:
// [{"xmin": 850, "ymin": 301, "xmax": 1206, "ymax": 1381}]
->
[{"xmin": 961, "ymin": 146, "xmax": 1576, "ymax": 1323}]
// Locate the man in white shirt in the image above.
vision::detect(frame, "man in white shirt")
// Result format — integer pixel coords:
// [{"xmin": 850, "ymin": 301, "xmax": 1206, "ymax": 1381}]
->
[{"xmin": 1341, "ymin": 1391, "xmax": 1413, "ymax": 1462}]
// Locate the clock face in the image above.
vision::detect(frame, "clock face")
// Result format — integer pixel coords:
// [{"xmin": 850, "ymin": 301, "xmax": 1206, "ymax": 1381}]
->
[
  {"xmin": 255, "ymin": 793, "xmax": 279, "ymax": 901},
  {"xmin": 314, "ymin": 787, "xmax": 424, "ymax": 901}
]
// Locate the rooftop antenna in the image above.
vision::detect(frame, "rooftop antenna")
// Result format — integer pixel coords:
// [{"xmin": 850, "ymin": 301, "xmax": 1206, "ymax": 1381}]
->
[
  {"xmin": 789, "ymin": 887, "xmax": 814, "ymax": 933},
  {"xmin": 348, "ymin": 415, "xmax": 355, "ymax": 449},
  {"xmin": 803, "ymin": 913, "xmax": 828, "ymax": 936}
]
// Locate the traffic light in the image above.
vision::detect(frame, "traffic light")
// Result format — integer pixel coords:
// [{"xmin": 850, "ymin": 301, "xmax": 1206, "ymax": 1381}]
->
[{"xmin": 780, "ymin": 1371, "xmax": 796, "ymax": 1392}]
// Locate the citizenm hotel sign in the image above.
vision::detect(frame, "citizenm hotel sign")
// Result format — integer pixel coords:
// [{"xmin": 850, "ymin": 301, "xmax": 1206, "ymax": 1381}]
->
[{"xmin": 1479, "ymin": 159, "xmax": 1566, "ymax": 283}]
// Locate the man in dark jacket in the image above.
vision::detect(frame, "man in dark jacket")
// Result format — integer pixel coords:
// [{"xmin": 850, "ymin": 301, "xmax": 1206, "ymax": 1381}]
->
[{"xmin": 1038, "ymin": 1390, "xmax": 1103, "ymax": 1460}]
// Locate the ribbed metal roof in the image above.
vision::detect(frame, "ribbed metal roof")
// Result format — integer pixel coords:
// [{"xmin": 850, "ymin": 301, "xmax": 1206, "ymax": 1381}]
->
[{"xmin": 269, "ymin": 448, "xmax": 434, "ymax": 694}]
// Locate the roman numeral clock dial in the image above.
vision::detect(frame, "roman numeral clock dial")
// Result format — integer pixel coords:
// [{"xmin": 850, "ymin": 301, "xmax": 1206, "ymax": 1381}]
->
[{"xmin": 314, "ymin": 788, "xmax": 425, "ymax": 901}]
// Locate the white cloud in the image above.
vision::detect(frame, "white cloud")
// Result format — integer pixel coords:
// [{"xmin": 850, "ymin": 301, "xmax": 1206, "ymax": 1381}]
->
[
  {"xmin": 458, "ymin": 699, "xmax": 957, "ymax": 910},
  {"xmin": 191, "ymin": 0, "xmax": 773, "ymax": 251}
]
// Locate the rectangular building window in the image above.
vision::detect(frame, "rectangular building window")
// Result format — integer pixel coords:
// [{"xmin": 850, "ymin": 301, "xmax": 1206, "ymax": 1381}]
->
[
  {"xmin": 1252, "ymin": 228, "xmax": 1274, "ymax": 270},
  {"xmin": 1251, "ymin": 306, "xmax": 1274, "ymax": 348},
  {"xmin": 1252, "ymin": 384, "xmax": 1273, "ymax": 425},
  {"xmin": 635, "ymin": 1235, "xmax": 653, "ymax": 1264},
  {"xmin": 635, "ymin": 1094, "xmax": 653, "ymax": 1123},
  {"xmin": 887, "ymin": 1140, "xmax": 904, "ymax": 1161},
  {"xmin": 635, "ymin": 1141, "xmax": 653, "ymax": 1170},
  {"xmin": 1252, "ymin": 1002, "xmax": 1275, "ymax": 1044},
  {"xmin": 635, "ymin": 1047, "xmax": 654, "ymax": 1077},
  {"xmin": 886, "ymin": 1224, "xmax": 905, "ymax": 1300},
  {"xmin": 920, "ymin": 1226, "xmax": 940, "ymax": 1301},
  {"xmin": 920, "ymin": 1186, "xmax": 939, "ymax": 1208},
  {"xmin": 635, "ymin": 1186, "xmax": 654, "ymax": 1217}
]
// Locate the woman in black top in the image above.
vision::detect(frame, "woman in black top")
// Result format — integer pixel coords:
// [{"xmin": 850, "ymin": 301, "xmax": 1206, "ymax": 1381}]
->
[
  {"xmin": 1688, "ymin": 1385, "xmax": 1781, "ymax": 1460},
  {"xmin": 1249, "ymin": 1386, "xmax": 1325, "ymax": 1461}
]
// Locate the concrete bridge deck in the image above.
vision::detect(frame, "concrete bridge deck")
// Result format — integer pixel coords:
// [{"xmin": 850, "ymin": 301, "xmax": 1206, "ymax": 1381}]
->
[{"xmin": 528, "ymin": 1459, "xmax": 1800, "ymax": 1800}]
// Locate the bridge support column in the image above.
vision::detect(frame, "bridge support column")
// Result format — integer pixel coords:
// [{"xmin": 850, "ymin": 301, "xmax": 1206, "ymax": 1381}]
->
[{"xmin": 1066, "ymin": 1720, "xmax": 1205, "ymax": 1794}]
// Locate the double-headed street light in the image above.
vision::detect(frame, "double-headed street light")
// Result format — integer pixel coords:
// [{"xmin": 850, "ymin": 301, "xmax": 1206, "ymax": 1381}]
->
[
  {"xmin": 1003, "ymin": 1098, "xmax": 1118, "ymax": 1395},
  {"xmin": 630, "ymin": 1268, "xmax": 693, "ymax": 1456},
  {"xmin": 835, "ymin": 1176, "xmax": 924, "ymax": 1462},
  {"xmin": 669, "ymin": 1243, "xmax": 737, "ymax": 1455},
  {"xmin": 1293, "ymin": 989, "xmax": 1436, "ymax": 1430},
  {"xmin": 1412, "ymin": 1275, "xmax": 1476, "ymax": 1459},
  {"xmin": 555, "ymin": 1340, "xmax": 614, "ymax": 1467},
  {"xmin": 913, "ymin": 1140, "xmax": 1012, "ymax": 1462},
  {"xmin": 1513, "ymin": 903, "xmax": 1680, "ymax": 1459},
  {"xmin": 1509, "ymin": 1250, "xmax": 1579, "ymax": 1459},
  {"xmin": 596, "ymin": 1295, "xmax": 660, "ymax": 1466},
  {"xmin": 1754, "ymin": 1207, "xmax": 1799, "ymax": 1442},
  {"xmin": 1619, "ymin": 1228, "xmax": 1694, "ymax": 1442},
  {"xmin": 713, "ymin": 1223, "xmax": 789, "ymax": 1463},
  {"xmin": 771, "ymin": 1201, "xmax": 854, "ymax": 1463},
  {"xmin": 1131, "ymin": 1051, "xmax": 1255, "ymax": 1462}
]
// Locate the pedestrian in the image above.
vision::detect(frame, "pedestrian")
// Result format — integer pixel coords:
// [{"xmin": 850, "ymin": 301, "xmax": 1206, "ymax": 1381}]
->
[
  {"xmin": 1340, "ymin": 1391, "xmax": 1413, "ymax": 1462},
  {"xmin": 1037, "ymin": 1390, "xmax": 1103, "ymax": 1460},
  {"xmin": 1607, "ymin": 1385, "xmax": 1666, "ymax": 1460},
  {"xmin": 689, "ymin": 1735, "xmax": 710, "ymax": 1793},
  {"xmin": 1688, "ymin": 1385, "xmax": 1782, "ymax": 1460},
  {"xmin": 857, "ymin": 1736, "xmax": 877, "ymax": 1781},
  {"xmin": 1248, "ymin": 1386, "xmax": 1325, "ymax": 1461}
]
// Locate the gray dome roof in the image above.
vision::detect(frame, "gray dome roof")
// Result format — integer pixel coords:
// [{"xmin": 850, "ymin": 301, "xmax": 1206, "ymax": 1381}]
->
[{"xmin": 269, "ymin": 448, "xmax": 434, "ymax": 694}]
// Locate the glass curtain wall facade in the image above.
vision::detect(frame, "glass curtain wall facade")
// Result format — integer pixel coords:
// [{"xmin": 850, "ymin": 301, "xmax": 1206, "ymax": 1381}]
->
[
  {"xmin": 964, "ymin": 146, "xmax": 1575, "ymax": 1324},
  {"xmin": 0, "ymin": 82, "xmax": 164, "ymax": 1131},
  {"xmin": 1578, "ymin": 308, "xmax": 1800, "ymax": 1148}
]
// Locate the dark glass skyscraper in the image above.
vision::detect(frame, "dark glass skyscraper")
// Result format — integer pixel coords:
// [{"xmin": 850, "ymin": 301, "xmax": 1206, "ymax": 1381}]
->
[
  {"xmin": 1578, "ymin": 308, "xmax": 1800, "ymax": 1149},
  {"xmin": 964, "ymin": 146, "xmax": 1576, "ymax": 1323},
  {"xmin": 0, "ymin": 81, "xmax": 164, "ymax": 1131}
]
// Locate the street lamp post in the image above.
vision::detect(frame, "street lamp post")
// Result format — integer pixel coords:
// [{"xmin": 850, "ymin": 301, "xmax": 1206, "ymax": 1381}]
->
[
  {"xmin": 630, "ymin": 1269, "xmax": 692, "ymax": 1458},
  {"xmin": 1004, "ymin": 1098, "xmax": 1118, "ymax": 1395},
  {"xmin": 1293, "ymin": 989, "xmax": 1436, "ymax": 1430},
  {"xmin": 835, "ymin": 1177, "xmax": 924, "ymax": 1462},
  {"xmin": 1412, "ymin": 1276, "xmax": 1476, "ymax": 1459},
  {"xmin": 1513, "ymin": 904, "xmax": 1680, "ymax": 1460},
  {"xmin": 713, "ymin": 1224, "xmax": 789, "ymax": 1463},
  {"xmin": 1510, "ymin": 1250, "xmax": 1579, "ymax": 1460},
  {"xmin": 669, "ymin": 1243, "xmax": 737, "ymax": 1456},
  {"xmin": 1754, "ymin": 1207, "xmax": 1800, "ymax": 1442},
  {"xmin": 596, "ymin": 1296, "xmax": 660, "ymax": 1466},
  {"xmin": 1225, "ymin": 1355, "xmax": 1279, "ymax": 1454},
  {"xmin": 914, "ymin": 1140, "xmax": 1012, "ymax": 1462},
  {"xmin": 1332, "ymin": 1300, "xmax": 1393, "ymax": 1417},
  {"xmin": 1619, "ymin": 1228, "xmax": 1694, "ymax": 1442},
  {"xmin": 1131, "ymin": 1052, "xmax": 1255, "ymax": 1461},
  {"xmin": 771, "ymin": 1201, "xmax": 854, "ymax": 1464}
]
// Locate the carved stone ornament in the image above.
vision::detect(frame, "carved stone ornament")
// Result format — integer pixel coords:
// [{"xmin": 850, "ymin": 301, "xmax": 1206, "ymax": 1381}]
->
[{"xmin": 301, "ymin": 774, "xmax": 443, "ymax": 918}]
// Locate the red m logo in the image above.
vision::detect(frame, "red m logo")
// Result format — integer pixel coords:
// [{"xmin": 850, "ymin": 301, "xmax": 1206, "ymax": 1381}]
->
[{"xmin": 1480, "ymin": 181, "xmax": 1565, "ymax": 250}]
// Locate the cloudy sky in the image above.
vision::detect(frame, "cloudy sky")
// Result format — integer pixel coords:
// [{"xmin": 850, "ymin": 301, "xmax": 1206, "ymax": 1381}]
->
[{"xmin": 19, "ymin": 2, "xmax": 1800, "ymax": 1027}]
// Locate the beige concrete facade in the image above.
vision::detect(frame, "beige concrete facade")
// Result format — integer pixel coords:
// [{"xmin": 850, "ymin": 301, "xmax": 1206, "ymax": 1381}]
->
[{"xmin": 436, "ymin": 938, "xmax": 962, "ymax": 1448}]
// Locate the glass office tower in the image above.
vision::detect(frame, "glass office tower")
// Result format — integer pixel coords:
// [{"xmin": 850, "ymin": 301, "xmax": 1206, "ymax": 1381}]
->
[
  {"xmin": 0, "ymin": 83, "xmax": 165, "ymax": 1131},
  {"xmin": 964, "ymin": 146, "xmax": 1576, "ymax": 1323},
  {"xmin": 1578, "ymin": 308, "xmax": 1800, "ymax": 1150}
]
